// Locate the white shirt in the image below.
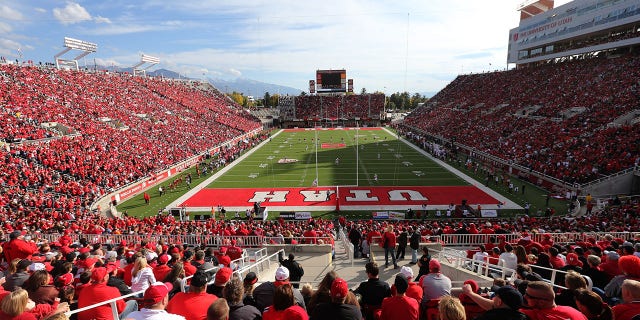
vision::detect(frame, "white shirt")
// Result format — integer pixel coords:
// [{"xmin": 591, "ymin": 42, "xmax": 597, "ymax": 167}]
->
[
  {"xmin": 473, "ymin": 251, "xmax": 488, "ymax": 262},
  {"xmin": 499, "ymin": 252, "xmax": 518, "ymax": 271},
  {"xmin": 131, "ymin": 267, "xmax": 157, "ymax": 293},
  {"xmin": 125, "ymin": 308, "xmax": 185, "ymax": 320}
]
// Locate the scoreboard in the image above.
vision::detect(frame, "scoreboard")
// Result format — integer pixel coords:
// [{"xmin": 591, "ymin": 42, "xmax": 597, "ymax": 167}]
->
[{"xmin": 316, "ymin": 69, "xmax": 346, "ymax": 92}]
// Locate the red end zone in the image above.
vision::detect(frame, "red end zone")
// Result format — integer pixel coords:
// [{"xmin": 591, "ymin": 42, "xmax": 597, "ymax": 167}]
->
[{"xmin": 179, "ymin": 186, "xmax": 499, "ymax": 211}]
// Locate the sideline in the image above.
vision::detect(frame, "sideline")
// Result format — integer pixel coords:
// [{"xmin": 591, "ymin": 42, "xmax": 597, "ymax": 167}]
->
[{"xmin": 382, "ymin": 127, "xmax": 522, "ymax": 210}]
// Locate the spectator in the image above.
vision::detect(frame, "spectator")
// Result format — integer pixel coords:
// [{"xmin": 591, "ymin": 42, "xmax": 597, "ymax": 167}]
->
[
  {"xmin": 222, "ymin": 275, "xmax": 261, "ymax": 320},
  {"xmin": 125, "ymin": 282, "xmax": 185, "ymax": 320},
  {"xmin": 555, "ymin": 271, "xmax": 587, "ymax": 309},
  {"xmin": 166, "ymin": 270, "xmax": 218, "ymax": 320},
  {"xmin": 261, "ymin": 283, "xmax": 308, "ymax": 320},
  {"xmin": 499, "ymin": 244, "xmax": 518, "ymax": 273},
  {"xmin": 604, "ymin": 254, "xmax": 640, "ymax": 300},
  {"xmin": 0, "ymin": 288, "xmax": 38, "ymax": 320},
  {"xmin": 24, "ymin": 270, "xmax": 59, "ymax": 305},
  {"xmin": 131, "ymin": 257, "xmax": 157, "ymax": 294},
  {"xmin": 391, "ymin": 266, "xmax": 422, "ymax": 303},
  {"xmin": 382, "ymin": 225, "xmax": 398, "ymax": 269},
  {"xmin": 438, "ymin": 296, "xmax": 466, "ymax": 320},
  {"xmin": 583, "ymin": 255, "xmax": 609, "ymax": 290},
  {"xmin": 395, "ymin": 227, "xmax": 408, "ymax": 261},
  {"xmin": 415, "ymin": 246, "xmax": 431, "ymax": 281},
  {"xmin": 354, "ymin": 262, "xmax": 391, "ymax": 320},
  {"xmin": 519, "ymin": 281, "xmax": 587, "ymax": 320},
  {"xmin": 253, "ymin": 266, "xmax": 306, "ymax": 312},
  {"xmin": 612, "ymin": 279, "xmax": 640, "ymax": 320},
  {"xmin": 3, "ymin": 259, "xmax": 32, "ymax": 291},
  {"xmin": 409, "ymin": 227, "xmax": 421, "ymax": 264},
  {"xmin": 307, "ymin": 271, "xmax": 337, "ymax": 315},
  {"xmin": 206, "ymin": 298, "xmax": 229, "ymax": 320},
  {"xmin": 311, "ymin": 277, "xmax": 361, "ymax": 320},
  {"xmin": 77, "ymin": 266, "xmax": 137, "ymax": 320},
  {"xmin": 380, "ymin": 275, "xmax": 419, "ymax": 320},
  {"xmin": 461, "ymin": 284, "xmax": 527, "ymax": 320},
  {"xmin": 242, "ymin": 272, "xmax": 259, "ymax": 308},
  {"xmin": 208, "ymin": 267, "xmax": 232, "ymax": 298},
  {"xmin": 419, "ymin": 259, "xmax": 452, "ymax": 301},
  {"xmin": 3, "ymin": 231, "xmax": 38, "ymax": 263},
  {"xmin": 279, "ymin": 253, "xmax": 304, "ymax": 289},
  {"xmin": 574, "ymin": 289, "xmax": 612, "ymax": 320}
]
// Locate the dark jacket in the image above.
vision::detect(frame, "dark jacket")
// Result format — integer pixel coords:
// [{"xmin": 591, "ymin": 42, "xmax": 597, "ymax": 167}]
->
[
  {"xmin": 107, "ymin": 275, "xmax": 133, "ymax": 296},
  {"xmin": 280, "ymin": 259, "xmax": 304, "ymax": 283},
  {"xmin": 228, "ymin": 302, "xmax": 262, "ymax": 320},
  {"xmin": 312, "ymin": 302, "xmax": 362, "ymax": 320},
  {"xmin": 409, "ymin": 232, "xmax": 421, "ymax": 250},
  {"xmin": 397, "ymin": 231, "xmax": 408, "ymax": 248},
  {"xmin": 354, "ymin": 278, "xmax": 391, "ymax": 307}
]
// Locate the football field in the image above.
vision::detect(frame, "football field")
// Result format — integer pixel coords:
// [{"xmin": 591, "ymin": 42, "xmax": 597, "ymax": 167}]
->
[
  {"xmin": 171, "ymin": 128, "xmax": 513, "ymax": 213},
  {"xmin": 209, "ymin": 127, "xmax": 465, "ymax": 188}
]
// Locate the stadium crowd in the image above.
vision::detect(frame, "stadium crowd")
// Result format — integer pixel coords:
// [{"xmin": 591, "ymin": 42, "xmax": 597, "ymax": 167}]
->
[
  {"xmin": 290, "ymin": 94, "xmax": 384, "ymax": 121},
  {"xmin": 402, "ymin": 54, "xmax": 640, "ymax": 184},
  {"xmin": 0, "ymin": 63, "xmax": 264, "ymax": 237},
  {"xmin": 1, "ymin": 204, "xmax": 640, "ymax": 319}
]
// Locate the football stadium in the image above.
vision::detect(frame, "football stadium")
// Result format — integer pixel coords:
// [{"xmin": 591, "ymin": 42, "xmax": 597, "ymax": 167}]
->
[{"xmin": 1, "ymin": 0, "xmax": 640, "ymax": 320}]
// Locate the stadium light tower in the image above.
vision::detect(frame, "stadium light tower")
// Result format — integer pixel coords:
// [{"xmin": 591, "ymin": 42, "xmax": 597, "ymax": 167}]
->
[
  {"xmin": 132, "ymin": 54, "xmax": 160, "ymax": 77},
  {"xmin": 54, "ymin": 37, "xmax": 97, "ymax": 71}
]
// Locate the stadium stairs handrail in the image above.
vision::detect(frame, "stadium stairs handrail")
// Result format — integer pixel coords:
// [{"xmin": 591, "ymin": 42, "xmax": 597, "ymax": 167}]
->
[
  {"xmin": 438, "ymin": 232, "xmax": 638, "ymax": 247},
  {"xmin": 65, "ymin": 248, "xmax": 283, "ymax": 319}
]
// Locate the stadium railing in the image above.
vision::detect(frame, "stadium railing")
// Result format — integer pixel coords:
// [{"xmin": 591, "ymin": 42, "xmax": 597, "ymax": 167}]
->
[
  {"xmin": 439, "ymin": 232, "xmax": 638, "ymax": 247},
  {"xmin": 66, "ymin": 248, "xmax": 284, "ymax": 319},
  {"xmin": 338, "ymin": 228, "xmax": 355, "ymax": 266}
]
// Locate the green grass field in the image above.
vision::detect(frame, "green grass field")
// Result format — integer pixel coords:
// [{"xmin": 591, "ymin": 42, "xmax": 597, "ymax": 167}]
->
[
  {"xmin": 209, "ymin": 128, "xmax": 467, "ymax": 188},
  {"xmin": 117, "ymin": 128, "xmax": 569, "ymax": 219}
]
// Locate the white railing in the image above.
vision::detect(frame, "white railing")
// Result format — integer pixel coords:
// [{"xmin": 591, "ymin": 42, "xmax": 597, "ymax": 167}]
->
[
  {"xmin": 439, "ymin": 232, "xmax": 638, "ymax": 247},
  {"xmin": 66, "ymin": 248, "xmax": 283, "ymax": 319},
  {"xmin": 339, "ymin": 228, "xmax": 354, "ymax": 266}
]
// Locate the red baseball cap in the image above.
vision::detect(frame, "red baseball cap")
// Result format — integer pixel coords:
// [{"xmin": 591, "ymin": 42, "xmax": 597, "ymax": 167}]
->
[
  {"xmin": 331, "ymin": 278, "xmax": 349, "ymax": 299},
  {"xmin": 143, "ymin": 282, "xmax": 173, "ymax": 305}
]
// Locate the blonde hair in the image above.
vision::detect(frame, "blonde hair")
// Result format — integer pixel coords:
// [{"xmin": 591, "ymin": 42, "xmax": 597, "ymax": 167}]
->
[
  {"xmin": 0, "ymin": 288, "xmax": 29, "ymax": 316},
  {"xmin": 132, "ymin": 257, "xmax": 148, "ymax": 277},
  {"xmin": 438, "ymin": 296, "xmax": 466, "ymax": 320}
]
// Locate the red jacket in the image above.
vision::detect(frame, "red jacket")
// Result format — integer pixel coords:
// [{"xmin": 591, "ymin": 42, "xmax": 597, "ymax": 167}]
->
[
  {"xmin": 382, "ymin": 232, "xmax": 397, "ymax": 248},
  {"xmin": 3, "ymin": 238, "xmax": 38, "ymax": 262},
  {"xmin": 77, "ymin": 283, "xmax": 126, "ymax": 320}
]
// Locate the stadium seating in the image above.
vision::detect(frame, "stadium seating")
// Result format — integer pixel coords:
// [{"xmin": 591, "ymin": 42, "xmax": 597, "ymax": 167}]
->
[
  {"xmin": 0, "ymin": 63, "xmax": 261, "ymax": 230},
  {"xmin": 403, "ymin": 54, "xmax": 640, "ymax": 184},
  {"xmin": 290, "ymin": 94, "xmax": 384, "ymax": 120}
]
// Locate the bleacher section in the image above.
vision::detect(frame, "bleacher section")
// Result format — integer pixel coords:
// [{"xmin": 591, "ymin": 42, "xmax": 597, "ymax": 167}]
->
[{"xmin": 403, "ymin": 54, "xmax": 640, "ymax": 184}]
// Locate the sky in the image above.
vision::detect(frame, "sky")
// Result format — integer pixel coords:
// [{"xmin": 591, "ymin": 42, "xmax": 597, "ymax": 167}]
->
[{"xmin": 1, "ymin": 0, "xmax": 570, "ymax": 94}]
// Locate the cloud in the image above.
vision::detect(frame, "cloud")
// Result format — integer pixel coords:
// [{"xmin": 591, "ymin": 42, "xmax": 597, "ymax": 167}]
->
[
  {"xmin": 35, "ymin": 8, "xmax": 47, "ymax": 14},
  {"xmin": 0, "ymin": 21, "xmax": 11, "ymax": 34},
  {"xmin": 53, "ymin": 2, "xmax": 92, "ymax": 25},
  {"xmin": 0, "ymin": 39, "xmax": 23, "ymax": 58},
  {"xmin": 94, "ymin": 58, "xmax": 121, "ymax": 67},
  {"xmin": 94, "ymin": 16, "xmax": 112, "ymax": 24},
  {"xmin": 227, "ymin": 68, "xmax": 242, "ymax": 77},
  {"xmin": 0, "ymin": 5, "xmax": 24, "ymax": 20}
]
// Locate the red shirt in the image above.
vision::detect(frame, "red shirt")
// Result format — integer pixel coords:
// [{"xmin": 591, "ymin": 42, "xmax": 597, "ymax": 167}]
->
[
  {"xmin": 262, "ymin": 305, "xmax": 308, "ymax": 320},
  {"xmin": 77, "ymin": 282, "xmax": 126, "ymax": 320},
  {"xmin": 153, "ymin": 264, "xmax": 172, "ymax": 282},
  {"xmin": 166, "ymin": 291, "xmax": 218, "ymax": 320},
  {"xmin": 612, "ymin": 301, "xmax": 640, "ymax": 320},
  {"xmin": 382, "ymin": 232, "xmax": 396, "ymax": 248},
  {"xmin": 380, "ymin": 295, "xmax": 419, "ymax": 320},
  {"xmin": 0, "ymin": 312, "xmax": 37, "ymax": 320},
  {"xmin": 520, "ymin": 305, "xmax": 587, "ymax": 320}
]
